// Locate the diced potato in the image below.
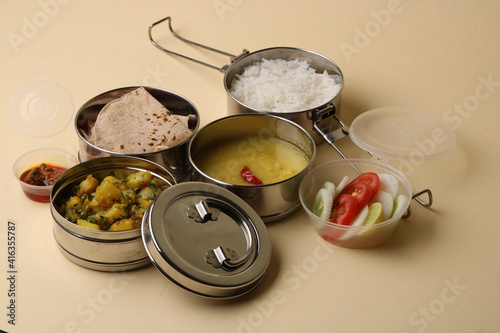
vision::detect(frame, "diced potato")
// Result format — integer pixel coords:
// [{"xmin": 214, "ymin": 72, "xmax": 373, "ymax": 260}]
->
[
  {"xmin": 137, "ymin": 185, "xmax": 160, "ymax": 202},
  {"xmin": 64, "ymin": 209, "xmax": 80, "ymax": 223},
  {"xmin": 129, "ymin": 205, "xmax": 147, "ymax": 221},
  {"xmin": 101, "ymin": 204, "xmax": 127, "ymax": 222},
  {"xmin": 87, "ymin": 203, "xmax": 126, "ymax": 230},
  {"xmin": 150, "ymin": 179, "xmax": 163, "ymax": 188},
  {"xmin": 65, "ymin": 196, "xmax": 83, "ymax": 211},
  {"xmin": 109, "ymin": 218, "xmax": 134, "ymax": 231},
  {"xmin": 125, "ymin": 171, "xmax": 153, "ymax": 190},
  {"xmin": 77, "ymin": 219, "xmax": 101, "ymax": 230},
  {"xmin": 120, "ymin": 188, "xmax": 137, "ymax": 205},
  {"xmin": 94, "ymin": 177, "xmax": 122, "ymax": 208},
  {"xmin": 138, "ymin": 198, "xmax": 153, "ymax": 210},
  {"xmin": 104, "ymin": 176, "xmax": 122, "ymax": 186},
  {"xmin": 88, "ymin": 197, "xmax": 103, "ymax": 214},
  {"xmin": 76, "ymin": 175, "xmax": 99, "ymax": 196}
]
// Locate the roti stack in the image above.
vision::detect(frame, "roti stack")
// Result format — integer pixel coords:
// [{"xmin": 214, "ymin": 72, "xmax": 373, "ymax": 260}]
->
[{"xmin": 87, "ymin": 87, "xmax": 194, "ymax": 154}]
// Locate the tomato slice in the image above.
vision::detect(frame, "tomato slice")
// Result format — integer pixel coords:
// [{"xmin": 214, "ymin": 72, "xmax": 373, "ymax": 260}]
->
[
  {"xmin": 339, "ymin": 182, "xmax": 372, "ymax": 213},
  {"xmin": 329, "ymin": 194, "xmax": 358, "ymax": 225},
  {"xmin": 349, "ymin": 172, "xmax": 380, "ymax": 201}
]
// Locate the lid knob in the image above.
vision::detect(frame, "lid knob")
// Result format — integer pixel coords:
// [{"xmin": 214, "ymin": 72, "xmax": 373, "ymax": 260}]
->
[
  {"xmin": 205, "ymin": 246, "xmax": 238, "ymax": 269},
  {"xmin": 187, "ymin": 199, "xmax": 220, "ymax": 223}
]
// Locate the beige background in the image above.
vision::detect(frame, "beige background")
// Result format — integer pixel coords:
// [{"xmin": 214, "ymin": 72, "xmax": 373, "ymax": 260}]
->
[{"xmin": 1, "ymin": 0, "xmax": 499, "ymax": 332}]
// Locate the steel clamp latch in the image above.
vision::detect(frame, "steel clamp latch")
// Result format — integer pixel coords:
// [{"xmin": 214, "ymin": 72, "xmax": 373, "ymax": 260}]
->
[{"xmin": 187, "ymin": 199, "xmax": 220, "ymax": 223}]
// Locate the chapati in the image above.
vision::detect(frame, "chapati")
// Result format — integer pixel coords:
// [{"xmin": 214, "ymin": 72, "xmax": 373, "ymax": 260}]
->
[{"xmin": 88, "ymin": 87, "xmax": 193, "ymax": 154}]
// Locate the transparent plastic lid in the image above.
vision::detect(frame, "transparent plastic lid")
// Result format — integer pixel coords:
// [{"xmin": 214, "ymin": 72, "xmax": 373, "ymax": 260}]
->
[
  {"xmin": 349, "ymin": 107, "xmax": 456, "ymax": 161},
  {"xmin": 10, "ymin": 79, "xmax": 74, "ymax": 138}
]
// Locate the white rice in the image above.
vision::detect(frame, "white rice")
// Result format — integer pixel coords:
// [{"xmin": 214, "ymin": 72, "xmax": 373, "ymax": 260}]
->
[{"xmin": 229, "ymin": 58, "xmax": 342, "ymax": 112}]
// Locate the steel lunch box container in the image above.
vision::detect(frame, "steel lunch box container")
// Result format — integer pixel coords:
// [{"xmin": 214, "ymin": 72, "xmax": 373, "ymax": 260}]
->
[
  {"xmin": 189, "ymin": 114, "xmax": 316, "ymax": 222},
  {"xmin": 149, "ymin": 17, "xmax": 344, "ymax": 145},
  {"xmin": 75, "ymin": 86, "xmax": 200, "ymax": 182},
  {"xmin": 223, "ymin": 47, "xmax": 344, "ymax": 145},
  {"xmin": 50, "ymin": 156, "xmax": 176, "ymax": 272}
]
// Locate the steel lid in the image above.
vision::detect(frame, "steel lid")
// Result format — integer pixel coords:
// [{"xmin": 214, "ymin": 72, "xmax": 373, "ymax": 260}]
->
[
  {"xmin": 142, "ymin": 182, "xmax": 272, "ymax": 299},
  {"xmin": 349, "ymin": 107, "xmax": 456, "ymax": 161}
]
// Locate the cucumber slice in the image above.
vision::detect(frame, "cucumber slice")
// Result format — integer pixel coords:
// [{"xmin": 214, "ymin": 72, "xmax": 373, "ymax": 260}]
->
[
  {"xmin": 313, "ymin": 188, "xmax": 334, "ymax": 220},
  {"xmin": 390, "ymin": 193, "xmax": 409, "ymax": 218},
  {"xmin": 321, "ymin": 181, "xmax": 336, "ymax": 197}
]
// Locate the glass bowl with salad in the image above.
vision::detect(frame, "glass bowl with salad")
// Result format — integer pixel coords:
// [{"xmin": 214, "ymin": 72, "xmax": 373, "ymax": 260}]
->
[{"xmin": 299, "ymin": 159, "xmax": 412, "ymax": 248}]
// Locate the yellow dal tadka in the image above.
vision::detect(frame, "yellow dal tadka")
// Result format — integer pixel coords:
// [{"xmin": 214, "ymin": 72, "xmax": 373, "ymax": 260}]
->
[{"xmin": 195, "ymin": 136, "xmax": 309, "ymax": 185}]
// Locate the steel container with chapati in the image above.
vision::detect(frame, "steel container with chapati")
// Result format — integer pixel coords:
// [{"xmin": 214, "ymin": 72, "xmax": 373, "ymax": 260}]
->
[{"xmin": 76, "ymin": 86, "xmax": 199, "ymax": 181}]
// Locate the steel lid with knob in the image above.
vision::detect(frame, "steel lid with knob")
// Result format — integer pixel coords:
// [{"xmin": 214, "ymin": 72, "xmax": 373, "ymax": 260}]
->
[{"xmin": 142, "ymin": 182, "xmax": 272, "ymax": 299}]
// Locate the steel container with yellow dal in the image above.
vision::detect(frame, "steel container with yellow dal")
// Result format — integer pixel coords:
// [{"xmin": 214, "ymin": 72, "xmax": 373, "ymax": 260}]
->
[
  {"xmin": 194, "ymin": 136, "xmax": 309, "ymax": 186},
  {"xmin": 189, "ymin": 114, "xmax": 316, "ymax": 222}
]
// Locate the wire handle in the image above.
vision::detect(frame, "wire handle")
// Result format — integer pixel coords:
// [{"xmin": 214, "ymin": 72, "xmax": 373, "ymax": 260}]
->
[{"xmin": 148, "ymin": 16, "xmax": 249, "ymax": 72}]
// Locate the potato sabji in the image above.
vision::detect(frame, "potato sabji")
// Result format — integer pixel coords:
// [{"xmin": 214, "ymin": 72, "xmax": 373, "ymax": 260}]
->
[{"xmin": 59, "ymin": 170, "xmax": 164, "ymax": 231}]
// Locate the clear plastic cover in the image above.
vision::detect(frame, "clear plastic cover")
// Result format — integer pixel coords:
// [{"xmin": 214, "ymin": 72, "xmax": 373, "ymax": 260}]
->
[
  {"xmin": 10, "ymin": 79, "xmax": 74, "ymax": 138},
  {"xmin": 349, "ymin": 107, "xmax": 456, "ymax": 161}
]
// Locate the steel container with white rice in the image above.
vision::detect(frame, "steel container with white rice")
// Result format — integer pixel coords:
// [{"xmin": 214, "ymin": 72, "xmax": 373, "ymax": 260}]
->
[
  {"xmin": 149, "ymin": 18, "xmax": 344, "ymax": 145},
  {"xmin": 224, "ymin": 47, "xmax": 344, "ymax": 145}
]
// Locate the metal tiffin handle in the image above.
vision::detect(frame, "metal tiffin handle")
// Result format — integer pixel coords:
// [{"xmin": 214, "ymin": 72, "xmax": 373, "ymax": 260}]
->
[{"xmin": 148, "ymin": 16, "xmax": 249, "ymax": 72}]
